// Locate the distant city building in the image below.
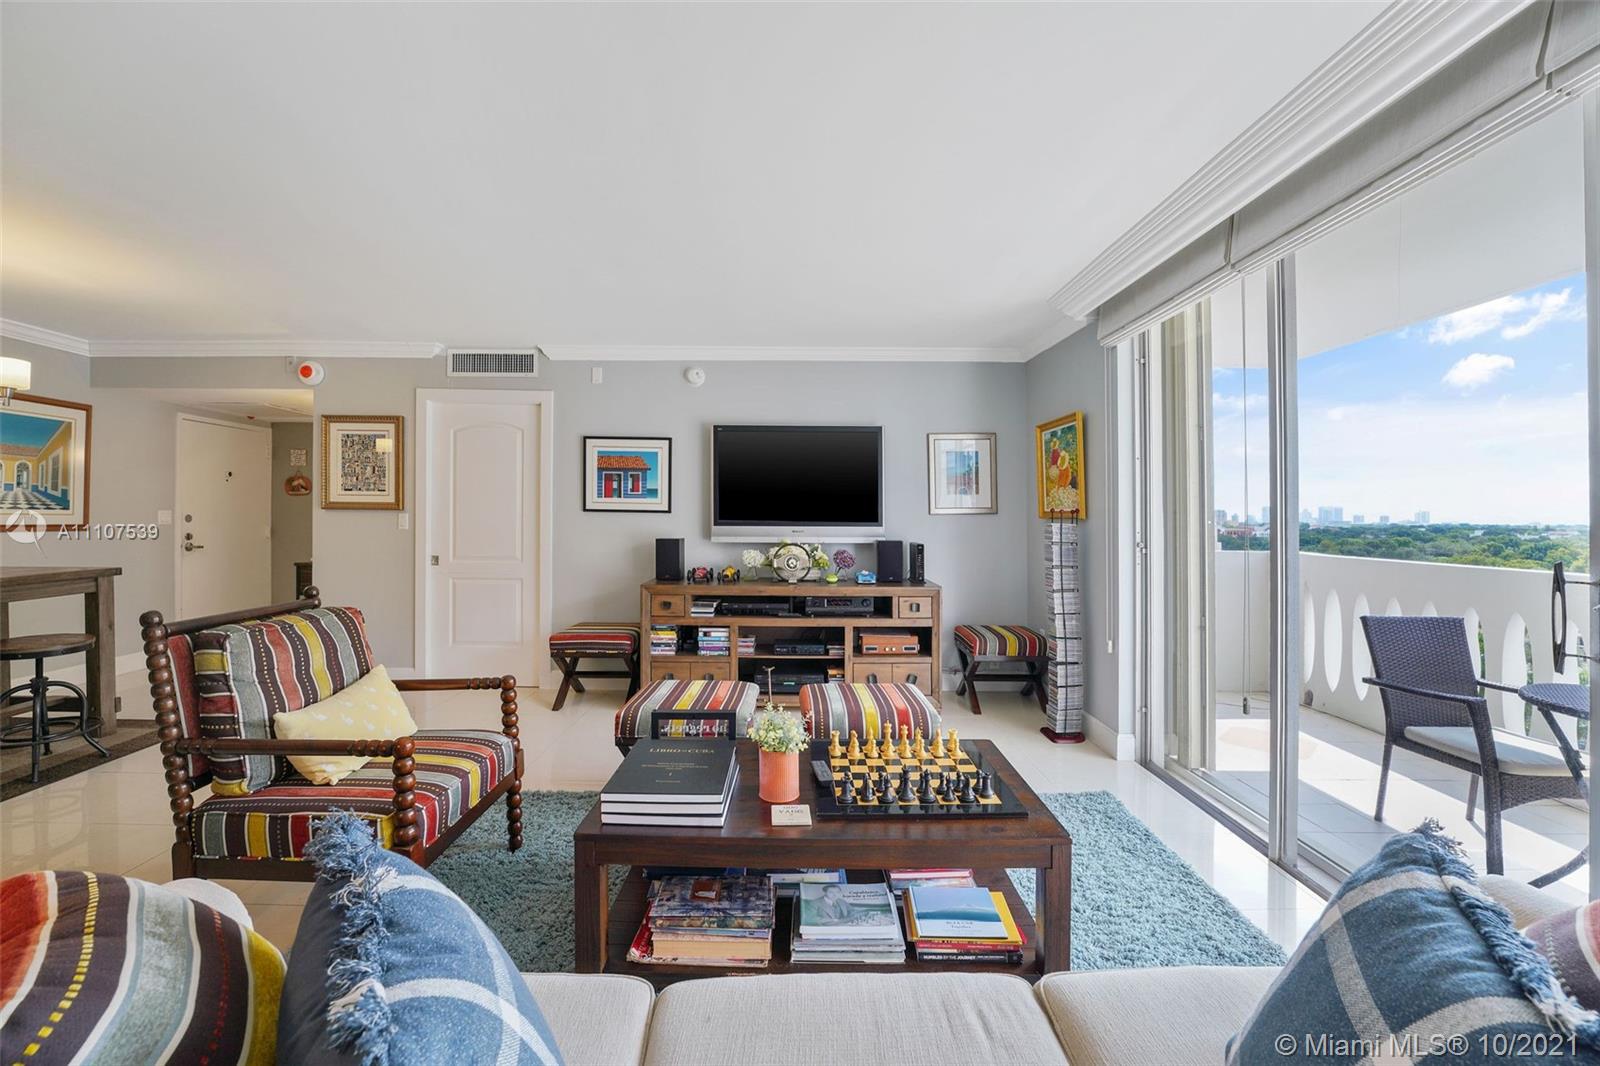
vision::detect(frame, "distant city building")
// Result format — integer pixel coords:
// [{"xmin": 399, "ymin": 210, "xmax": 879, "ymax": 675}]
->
[
  {"xmin": 1215, "ymin": 509, "xmax": 1228, "ymax": 526},
  {"xmin": 1352, "ymin": 514, "xmax": 1365, "ymax": 525},
  {"xmin": 1299, "ymin": 509, "xmax": 1314, "ymax": 523},
  {"xmin": 1317, "ymin": 506, "xmax": 1344, "ymax": 525},
  {"xmin": 1414, "ymin": 510, "xmax": 1431, "ymax": 524},
  {"xmin": 1378, "ymin": 515, "xmax": 1390, "ymax": 525},
  {"xmin": 1261, "ymin": 505, "xmax": 1271, "ymax": 525}
]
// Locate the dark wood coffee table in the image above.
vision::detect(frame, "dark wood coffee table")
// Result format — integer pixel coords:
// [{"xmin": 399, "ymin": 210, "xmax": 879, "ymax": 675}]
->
[{"xmin": 573, "ymin": 739, "xmax": 1071, "ymax": 986}]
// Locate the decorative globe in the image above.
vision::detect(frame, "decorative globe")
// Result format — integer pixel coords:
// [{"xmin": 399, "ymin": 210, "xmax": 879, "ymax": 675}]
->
[{"xmin": 770, "ymin": 543, "xmax": 811, "ymax": 583}]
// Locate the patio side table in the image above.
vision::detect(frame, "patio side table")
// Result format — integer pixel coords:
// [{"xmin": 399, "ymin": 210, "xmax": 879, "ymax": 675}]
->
[{"xmin": 1518, "ymin": 681, "xmax": 1591, "ymax": 887}]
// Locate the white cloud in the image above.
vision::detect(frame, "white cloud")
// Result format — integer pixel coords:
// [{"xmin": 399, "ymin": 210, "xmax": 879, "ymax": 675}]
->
[
  {"xmin": 1427, "ymin": 288, "xmax": 1583, "ymax": 344},
  {"xmin": 1441, "ymin": 352, "xmax": 1514, "ymax": 390}
]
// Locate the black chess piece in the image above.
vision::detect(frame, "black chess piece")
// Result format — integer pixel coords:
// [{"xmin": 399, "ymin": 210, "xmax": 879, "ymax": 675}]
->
[
  {"xmin": 942, "ymin": 772, "xmax": 959, "ymax": 803},
  {"xmin": 897, "ymin": 767, "xmax": 916, "ymax": 805},
  {"xmin": 876, "ymin": 770, "xmax": 891, "ymax": 800},
  {"xmin": 959, "ymin": 775, "xmax": 978, "ymax": 805},
  {"xmin": 840, "ymin": 775, "xmax": 856, "ymax": 806},
  {"xmin": 917, "ymin": 773, "xmax": 938, "ymax": 806},
  {"xmin": 977, "ymin": 771, "xmax": 996, "ymax": 800}
]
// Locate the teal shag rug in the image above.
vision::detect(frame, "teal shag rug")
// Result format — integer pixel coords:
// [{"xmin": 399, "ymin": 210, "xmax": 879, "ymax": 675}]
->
[{"xmin": 429, "ymin": 789, "xmax": 1287, "ymax": 972}]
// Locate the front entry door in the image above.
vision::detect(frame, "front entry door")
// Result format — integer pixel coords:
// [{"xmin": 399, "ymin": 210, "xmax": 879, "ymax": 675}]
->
[
  {"xmin": 422, "ymin": 396, "xmax": 540, "ymax": 677},
  {"xmin": 176, "ymin": 416, "xmax": 271, "ymax": 617}
]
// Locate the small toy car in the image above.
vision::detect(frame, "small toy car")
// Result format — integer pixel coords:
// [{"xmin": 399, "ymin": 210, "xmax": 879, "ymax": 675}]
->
[
  {"xmin": 688, "ymin": 566, "xmax": 714, "ymax": 584},
  {"xmin": 718, "ymin": 566, "xmax": 741, "ymax": 583},
  {"xmin": 855, "ymin": 570, "xmax": 877, "ymax": 585}
]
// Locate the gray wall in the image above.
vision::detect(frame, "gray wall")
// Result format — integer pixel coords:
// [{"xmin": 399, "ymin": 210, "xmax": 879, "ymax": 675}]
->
[
  {"xmin": 270, "ymin": 421, "xmax": 313, "ymax": 601},
  {"xmin": 1025, "ymin": 328, "xmax": 1128, "ymax": 736},
  {"xmin": 0, "ymin": 340, "xmax": 185, "ymax": 670},
  {"xmin": 93, "ymin": 355, "xmax": 1033, "ymax": 681}
]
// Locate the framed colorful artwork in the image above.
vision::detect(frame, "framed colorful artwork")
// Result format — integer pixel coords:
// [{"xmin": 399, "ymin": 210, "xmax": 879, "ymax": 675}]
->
[
  {"xmin": 1035, "ymin": 412, "xmax": 1084, "ymax": 519},
  {"xmin": 583, "ymin": 436, "xmax": 671, "ymax": 513},
  {"xmin": 927, "ymin": 432, "xmax": 997, "ymax": 515},
  {"xmin": 0, "ymin": 394, "xmax": 91, "ymax": 530},
  {"xmin": 321, "ymin": 415, "xmax": 404, "ymax": 510}
]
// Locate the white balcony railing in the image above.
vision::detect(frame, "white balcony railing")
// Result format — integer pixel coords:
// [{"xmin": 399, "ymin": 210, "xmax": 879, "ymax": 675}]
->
[{"xmin": 1215, "ymin": 551, "xmax": 1592, "ymax": 740}]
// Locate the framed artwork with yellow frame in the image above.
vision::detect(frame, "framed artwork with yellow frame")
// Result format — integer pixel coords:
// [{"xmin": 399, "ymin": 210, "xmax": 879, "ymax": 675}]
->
[{"xmin": 1035, "ymin": 412, "xmax": 1084, "ymax": 519}]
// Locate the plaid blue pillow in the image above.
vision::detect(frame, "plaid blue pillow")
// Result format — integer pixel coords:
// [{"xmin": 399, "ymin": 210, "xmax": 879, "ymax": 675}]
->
[
  {"xmin": 1229, "ymin": 824, "xmax": 1600, "ymax": 1065},
  {"xmin": 280, "ymin": 813, "xmax": 563, "ymax": 1066}
]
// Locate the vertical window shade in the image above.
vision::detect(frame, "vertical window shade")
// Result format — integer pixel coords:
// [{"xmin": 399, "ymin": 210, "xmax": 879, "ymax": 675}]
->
[{"xmin": 1093, "ymin": 0, "xmax": 1600, "ymax": 343}]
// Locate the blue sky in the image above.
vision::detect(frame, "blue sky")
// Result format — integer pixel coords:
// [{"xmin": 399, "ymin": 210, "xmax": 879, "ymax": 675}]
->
[{"xmin": 1212, "ymin": 272, "xmax": 1590, "ymax": 526}]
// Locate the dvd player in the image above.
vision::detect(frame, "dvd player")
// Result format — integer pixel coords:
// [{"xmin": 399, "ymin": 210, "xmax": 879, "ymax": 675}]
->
[
  {"xmin": 773, "ymin": 640, "xmax": 828, "ymax": 656},
  {"xmin": 720, "ymin": 600, "xmax": 796, "ymax": 616},
  {"xmin": 802, "ymin": 596, "xmax": 876, "ymax": 617}
]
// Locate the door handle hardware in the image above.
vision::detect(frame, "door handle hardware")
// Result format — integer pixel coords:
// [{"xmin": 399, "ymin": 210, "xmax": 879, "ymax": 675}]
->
[{"xmin": 183, "ymin": 543, "xmax": 206, "ymax": 552}]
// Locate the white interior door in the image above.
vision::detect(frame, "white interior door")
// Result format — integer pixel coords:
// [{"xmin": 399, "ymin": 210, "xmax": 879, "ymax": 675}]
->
[
  {"xmin": 422, "ymin": 396, "xmax": 540, "ymax": 677},
  {"xmin": 176, "ymin": 416, "xmax": 272, "ymax": 617}
]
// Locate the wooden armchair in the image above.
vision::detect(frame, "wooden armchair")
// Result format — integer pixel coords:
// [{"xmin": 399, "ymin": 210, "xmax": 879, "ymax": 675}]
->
[{"xmin": 141, "ymin": 588, "xmax": 523, "ymax": 882}]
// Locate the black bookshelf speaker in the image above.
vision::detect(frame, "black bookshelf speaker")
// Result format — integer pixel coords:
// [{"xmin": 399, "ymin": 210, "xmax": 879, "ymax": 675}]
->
[
  {"xmin": 876, "ymin": 539, "xmax": 904, "ymax": 583},
  {"xmin": 909, "ymin": 542, "xmax": 925, "ymax": 583},
  {"xmin": 655, "ymin": 537, "xmax": 685, "ymax": 581}
]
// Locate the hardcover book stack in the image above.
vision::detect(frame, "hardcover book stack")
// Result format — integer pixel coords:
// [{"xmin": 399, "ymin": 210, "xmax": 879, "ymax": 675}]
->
[
  {"xmin": 628, "ymin": 876, "xmax": 775, "ymax": 968},
  {"xmin": 1042, "ymin": 520, "xmax": 1085, "ymax": 737},
  {"xmin": 790, "ymin": 882, "xmax": 906, "ymax": 965},
  {"xmin": 690, "ymin": 598, "xmax": 719, "ymax": 618},
  {"xmin": 600, "ymin": 740, "xmax": 737, "ymax": 826},
  {"xmin": 904, "ymin": 885, "xmax": 1024, "ymax": 964}
]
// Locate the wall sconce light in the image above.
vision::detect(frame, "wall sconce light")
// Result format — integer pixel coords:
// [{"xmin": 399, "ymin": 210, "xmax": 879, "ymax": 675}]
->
[{"xmin": 0, "ymin": 357, "xmax": 31, "ymax": 406}]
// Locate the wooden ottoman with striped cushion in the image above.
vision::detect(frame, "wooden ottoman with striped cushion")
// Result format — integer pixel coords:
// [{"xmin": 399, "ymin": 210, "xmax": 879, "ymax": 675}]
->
[
  {"xmin": 952, "ymin": 623, "xmax": 1048, "ymax": 715},
  {"xmin": 613, "ymin": 677, "xmax": 760, "ymax": 754},
  {"xmin": 798, "ymin": 682, "xmax": 941, "ymax": 744},
  {"xmin": 549, "ymin": 622, "xmax": 641, "ymax": 710}
]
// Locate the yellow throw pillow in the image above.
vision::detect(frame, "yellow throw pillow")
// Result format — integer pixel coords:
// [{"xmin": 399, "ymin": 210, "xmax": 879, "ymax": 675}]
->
[{"xmin": 270, "ymin": 664, "xmax": 419, "ymax": 785}]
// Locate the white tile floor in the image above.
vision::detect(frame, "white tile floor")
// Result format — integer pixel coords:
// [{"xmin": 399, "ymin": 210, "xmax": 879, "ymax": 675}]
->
[
  {"xmin": 1212, "ymin": 695, "xmax": 1590, "ymax": 905},
  {"xmin": 0, "ymin": 671, "xmax": 1329, "ymax": 956}
]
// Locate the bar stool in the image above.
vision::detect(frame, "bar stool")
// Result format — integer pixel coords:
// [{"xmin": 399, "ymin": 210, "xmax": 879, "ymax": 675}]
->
[{"xmin": 0, "ymin": 633, "xmax": 110, "ymax": 782}]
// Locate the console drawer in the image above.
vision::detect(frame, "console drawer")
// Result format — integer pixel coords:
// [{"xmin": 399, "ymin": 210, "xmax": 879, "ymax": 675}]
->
[
  {"xmin": 851, "ymin": 662, "xmax": 892, "ymax": 685},
  {"xmin": 652, "ymin": 593, "xmax": 688, "ymax": 618},
  {"xmin": 897, "ymin": 596, "xmax": 935, "ymax": 620},
  {"xmin": 654, "ymin": 658, "xmax": 730, "ymax": 682},
  {"xmin": 891, "ymin": 661, "xmax": 934, "ymax": 694}
]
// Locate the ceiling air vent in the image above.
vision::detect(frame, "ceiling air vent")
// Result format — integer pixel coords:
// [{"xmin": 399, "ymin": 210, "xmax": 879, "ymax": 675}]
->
[{"xmin": 447, "ymin": 348, "xmax": 542, "ymax": 377}]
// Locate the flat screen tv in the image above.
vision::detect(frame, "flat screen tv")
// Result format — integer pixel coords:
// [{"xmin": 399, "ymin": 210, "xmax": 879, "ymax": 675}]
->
[{"xmin": 711, "ymin": 425, "xmax": 883, "ymax": 540}]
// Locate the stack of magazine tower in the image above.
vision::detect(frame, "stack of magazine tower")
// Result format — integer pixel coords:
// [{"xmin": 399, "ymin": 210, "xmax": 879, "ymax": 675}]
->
[{"xmin": 1042, "ymin": 519, "xmax": 1085, "ymax": 740}]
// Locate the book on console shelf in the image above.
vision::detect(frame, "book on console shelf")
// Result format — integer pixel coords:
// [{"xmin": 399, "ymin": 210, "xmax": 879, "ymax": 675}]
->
[
  {"xmin": 690, "ymin": 598, "xmax": 719, "ymax": 617},
  {"xmin": 600, "ymin": 740, "xmax": 737, "ymax": 825},
  {"xmin": 886, "ymin": 868, "xmax": 977, "ymax": 892}
]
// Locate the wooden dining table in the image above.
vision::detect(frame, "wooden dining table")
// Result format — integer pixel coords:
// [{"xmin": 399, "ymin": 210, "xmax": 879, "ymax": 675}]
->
[{"xmin": 0, "ymin": 565, "xmax": 123, "ymax": 734}]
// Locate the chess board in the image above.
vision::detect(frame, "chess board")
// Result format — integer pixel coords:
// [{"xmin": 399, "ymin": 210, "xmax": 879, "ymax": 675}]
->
[{"xmin": 810, "ymin": 735, "xmax": 1028, "ymax": 819}]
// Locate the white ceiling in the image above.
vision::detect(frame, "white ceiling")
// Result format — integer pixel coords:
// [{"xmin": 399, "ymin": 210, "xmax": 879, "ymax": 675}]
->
[
  {"xmin": 1, "ymin": 1, "xmax": 1385, "ymax": 359},
  {"xmin": 124, "ymin": 388, "xmax": 314, "ymax": 423}
]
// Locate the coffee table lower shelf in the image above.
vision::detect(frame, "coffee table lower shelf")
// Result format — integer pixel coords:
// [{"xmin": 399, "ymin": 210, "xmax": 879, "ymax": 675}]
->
[{"xmin": 602, "ymin": 867, "xmax": 1041, "ymax": 988}]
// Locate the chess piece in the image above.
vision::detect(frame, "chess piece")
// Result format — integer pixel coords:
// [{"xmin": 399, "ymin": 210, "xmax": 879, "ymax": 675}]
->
[
  {"xmin": 947, "ymin": 729, "xmax": 959, "ymax": 755},
  {"xmin": 828, "ymin": 730, "xmax": 841, "ymax": 759},
  {"xmin": 978, "ymin": 771, "xmax": 996, "ymax": 800},
  {"xmin": 958, "ymin": 776, "xmax": 978, "ymax": 805},
  {"xmin": 940, "ymin": 771, "xmax": 958, "ymax": 803},
  {"xmin": 865, "ymin": 732, "xmax": 880, "ymax": 760},
  {"xmin": 840, "ymin": 774, "xmax": 856, "ymax": 806},
  {"xmin": 931, "ymin": 730, "xmax": 946, "ymax": 760},
  {"xmin": 883, "ymin": 721, "xmax": 895, "ymax": 750},
  {"xmin": 847, "ymin": 731, "xmax": 860, "ymax": 761},
  {"xmin": 876, "ymin": 770, "xmax": 891, "ymax": 801},
  {"xmin": 897, "ymin": 767, "xmax": 916, "ymax": 805},
  {"xmin": 918, "ymin": 772, "xmax": 938, "ymax": 805},
  {"xmin": 915, "ymin": 729, "xmax": 927, "ymax": 762},
  {"xmin": 898, "ymin": 730, "xmax": 913, "ymax": 761}
]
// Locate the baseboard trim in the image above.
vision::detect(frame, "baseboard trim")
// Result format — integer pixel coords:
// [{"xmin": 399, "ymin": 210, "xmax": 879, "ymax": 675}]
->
[{"xmin": 1085, "ymin": 715, "xmax": 1136, "ymax": 760}]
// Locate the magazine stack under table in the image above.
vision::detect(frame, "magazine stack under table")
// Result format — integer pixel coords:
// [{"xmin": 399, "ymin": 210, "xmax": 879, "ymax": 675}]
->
[
  {"xmin": 790, "ymin": 882, "xmax": 907, "ymax": 964},
  {"xmin": 628, "ymin": 876, "xmax": 776, "ymax": 968},
  {"xmin": 903, "ymin": 883, "xmax": 1025, "ymax": 964},
  {"xmin": 600, "ymin": 739, "xmax": 738, "ymax": 826}
]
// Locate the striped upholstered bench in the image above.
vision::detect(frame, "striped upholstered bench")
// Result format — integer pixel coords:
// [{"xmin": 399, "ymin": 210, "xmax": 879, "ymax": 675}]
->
[
  {"xmin": 613, "ymin": 677, "xmax": 761, "ymax": 755},
  {"xmin": 549, "ymin": 622, "xmax": 641, "ymax": 710},
  {"xmin": 952, "ymin": 624, "xmax": 1048, "ymax": 715},
  {"xmin": 798, "ymin": 682, "xmax": 941, "ymax": 744}
]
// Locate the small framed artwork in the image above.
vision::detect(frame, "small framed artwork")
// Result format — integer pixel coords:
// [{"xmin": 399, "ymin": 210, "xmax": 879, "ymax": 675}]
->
[
  {"xmin": 321, "ymin": 415, "xmax": 404, "ymax": 510},
  {"xmin": 1035, "ymin": 412, "xmax": 1085, "ymax": 519},
  {"xmin": 927, "ymin": 432, "xmax": 997, "ymax": 515},
  {"xmin": 0, "ymin": 394, "xmax": 91, "ymax": 530},
  {"xmin": 583, "ymin": 436, "xmax": 671, "ymax": 513}
]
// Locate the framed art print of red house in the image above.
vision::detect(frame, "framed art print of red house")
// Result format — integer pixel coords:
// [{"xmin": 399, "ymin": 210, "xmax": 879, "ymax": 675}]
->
[{"xmin": 583, "ymin": 436, "xmax": 671, "ymax": 513}]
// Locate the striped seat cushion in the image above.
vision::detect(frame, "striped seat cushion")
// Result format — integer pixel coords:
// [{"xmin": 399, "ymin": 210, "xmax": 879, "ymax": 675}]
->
[
  {"xmin": 188, "ymin": 730, "xmax": 515, "ymax": 861},
  {"xmin": 0, "ymin": 871, "xmax": 285, "ymax": 1065},
  {"xmin": 194, "ymin": 607, "xmax": 376, "ymax": 795},
  {"xmin": 954, "ymin": 623, "xmax": 1045, "ymax": 658},
  {"xmin": 550, "ymin": 622, "xmax": 640, "ymax": 654},
  {"xmin": 798, "ymin": 682, "xmax": 941, "ymax": 741},
  {"xmin": 614, "ymin": 678, "xmax": 759, "ymax": 740}
]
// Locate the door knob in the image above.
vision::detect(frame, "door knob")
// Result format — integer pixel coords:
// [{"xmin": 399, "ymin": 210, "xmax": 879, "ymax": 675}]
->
[
  {"xmin": 183, "ymin": 542, "xmax": 205, "ymax": 552},
  {"xmin": 430, "ymin": 555, "xmax": 440, "ymax": 566}
]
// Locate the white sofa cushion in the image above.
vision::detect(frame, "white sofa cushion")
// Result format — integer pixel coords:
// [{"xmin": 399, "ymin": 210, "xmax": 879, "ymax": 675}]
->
[
  {"xmin": 523, "ymin": 973, "xmax": 655, "ymax": 1066},
  {"xmin": 1036, "ymin": 965, "xmax": 1280, "ymax": 1066},
  {"xmin": 642, "ymin": 972, "xmax": 1067, "ymax": 1066}
]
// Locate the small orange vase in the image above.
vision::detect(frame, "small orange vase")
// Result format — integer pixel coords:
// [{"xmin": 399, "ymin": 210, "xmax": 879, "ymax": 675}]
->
[{"xmin": 758, "ymin": 748, "xmax": 800, "ymax": 804}]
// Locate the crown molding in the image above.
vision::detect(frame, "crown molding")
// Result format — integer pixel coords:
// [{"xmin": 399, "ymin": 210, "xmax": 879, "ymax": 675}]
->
[
  {"xmin": 0, "ymin": 318, "xmax": 92, "ymax": 357},
  {"xmin": 1049, "ymin": 0, "xmax": 1535, "ymax": 321},
  {"xmin": 88, "ymin": 339, "xmax": 445, "ymax": 359},
  {"xmin": 1020, "ymin": 315, "xmax": 1090, "ymax": 361},
  {"xmin": 537, "ymin": 345, "xmax": 1026, "ymax": 363}
]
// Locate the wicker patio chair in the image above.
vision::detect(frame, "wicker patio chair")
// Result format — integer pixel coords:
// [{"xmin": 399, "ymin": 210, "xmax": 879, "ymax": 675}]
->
[{"xmin": 1361, "ymin": 614, "xmax": 1586, "ymax": 876}]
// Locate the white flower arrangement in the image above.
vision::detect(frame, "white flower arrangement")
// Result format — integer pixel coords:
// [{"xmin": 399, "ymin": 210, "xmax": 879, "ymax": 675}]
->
[
  {"xmin": 740, "ymin": 548, "xmax": 765, "ymax": 568},
  {"xmin": 748, "ymin": 710, "xmax": 808, "ymax": 754}
]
